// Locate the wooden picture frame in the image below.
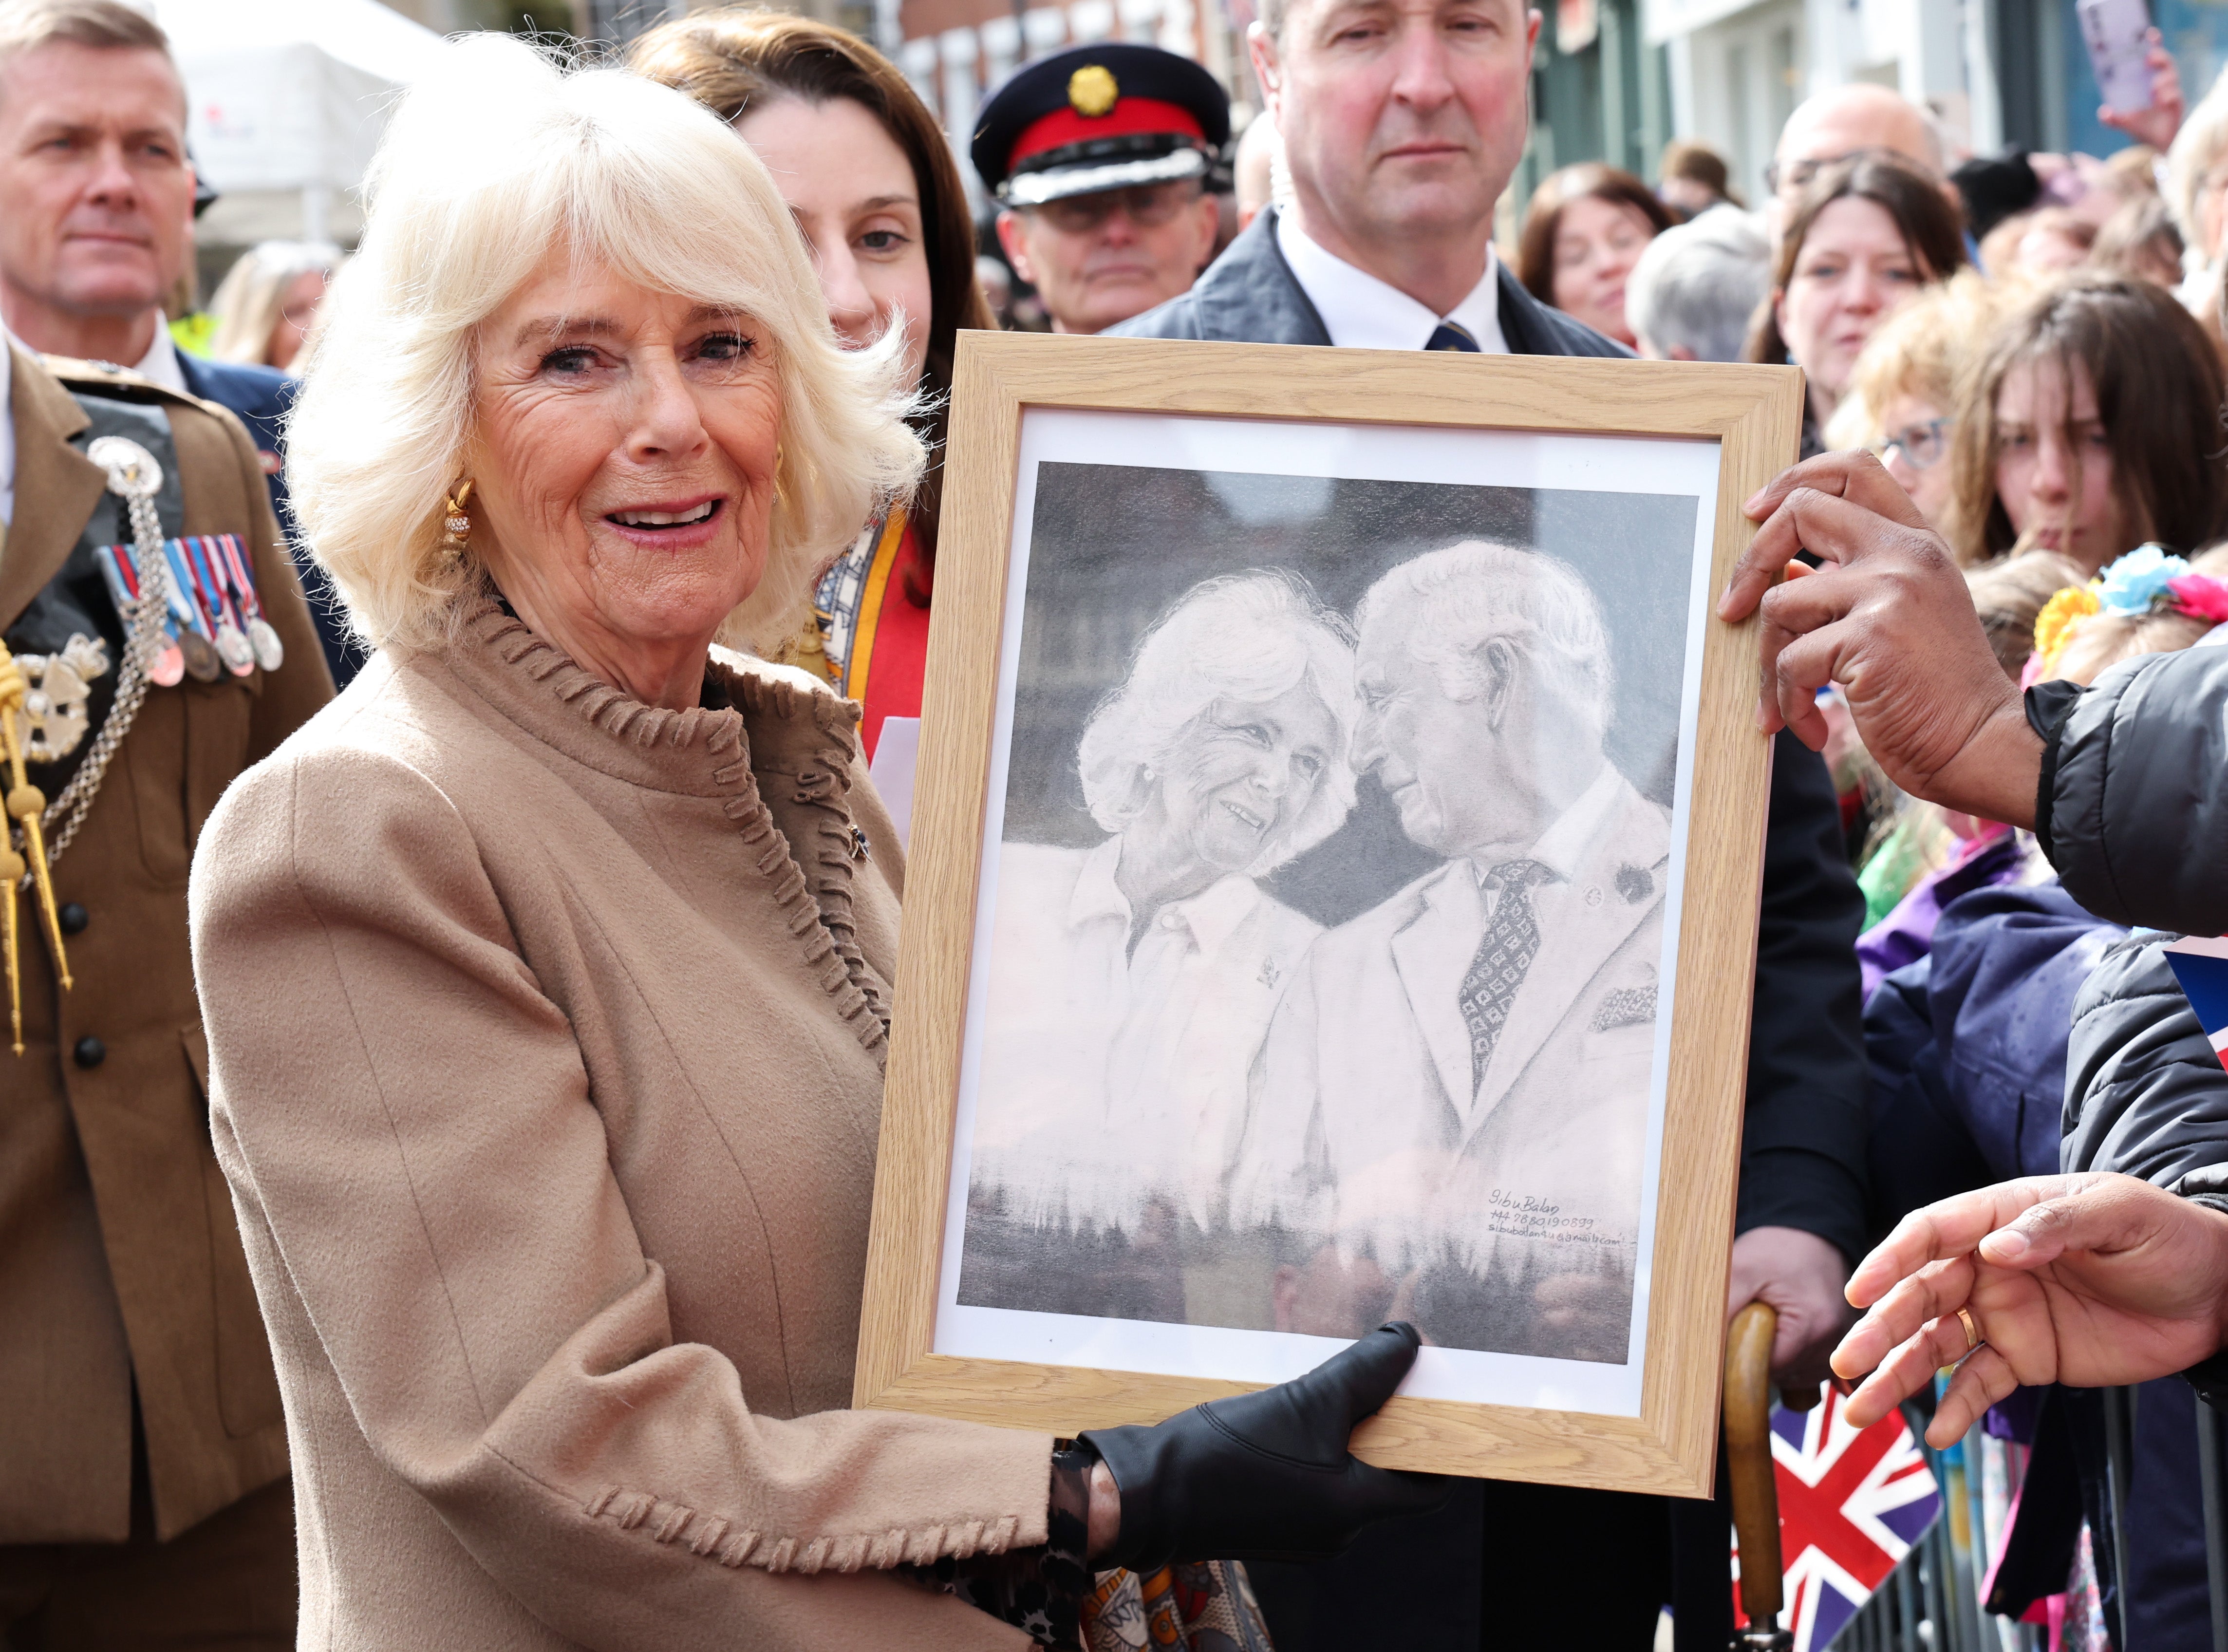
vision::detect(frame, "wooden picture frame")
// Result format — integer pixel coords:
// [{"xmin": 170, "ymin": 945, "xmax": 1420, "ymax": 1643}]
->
[{"xmin": 855, "ymin": 332, "xmax": 1805, "ymax": 1497}]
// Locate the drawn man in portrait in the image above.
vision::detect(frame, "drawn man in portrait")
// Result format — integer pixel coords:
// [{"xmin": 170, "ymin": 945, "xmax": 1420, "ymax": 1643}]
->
[{"xmin": 1237, "ymin": 541, "xmax": 1669, "ymax": 1360}]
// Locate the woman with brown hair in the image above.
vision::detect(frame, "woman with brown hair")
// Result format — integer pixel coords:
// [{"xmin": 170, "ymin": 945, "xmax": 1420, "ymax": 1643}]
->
[
  {"xmin": 632, "ymin": 9, "xmax": 992, "ymax": 795},
  {"xmin": 1515, "ymin": 163, "xmax": 1674, "ymax": 348},
  {"xmin": 1744, "ymin": 153, "xmax": 1967, "ymax": 455},
  {"xmin": 1945, "ymin": 273, "xmax": 2228, "ymax": 574}
]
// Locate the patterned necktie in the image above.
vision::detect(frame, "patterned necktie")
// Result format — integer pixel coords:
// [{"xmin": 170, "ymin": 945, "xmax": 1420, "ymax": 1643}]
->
[
  {"xmin": 1458, "ymin": 859, "xmax": 1552, "ymax": 1098},
  {"xmin": 1426, "ymin": 320, "xmax": 1481, "ymax": 352}
]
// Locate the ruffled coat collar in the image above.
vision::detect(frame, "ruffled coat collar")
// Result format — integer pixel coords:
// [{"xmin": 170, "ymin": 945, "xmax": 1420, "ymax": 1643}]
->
[{"xmin": 438, "ymin": 598, "xmax": 892, "ymax": 1055}]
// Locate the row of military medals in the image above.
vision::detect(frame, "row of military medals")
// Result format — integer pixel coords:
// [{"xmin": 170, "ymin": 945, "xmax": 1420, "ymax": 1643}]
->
[
  {"xmin": 95, "ymin": 526, "xmax": 282, "ymax": 684},
  {"xmin": 0, "ymin": 437, "xmax": 193, "ymax": 1051}
]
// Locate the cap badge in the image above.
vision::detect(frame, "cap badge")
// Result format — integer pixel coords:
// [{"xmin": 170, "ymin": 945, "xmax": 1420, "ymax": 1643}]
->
[{"xmin": 1068, "ymin": 64, "xmax": 1119, "ymax": 118}]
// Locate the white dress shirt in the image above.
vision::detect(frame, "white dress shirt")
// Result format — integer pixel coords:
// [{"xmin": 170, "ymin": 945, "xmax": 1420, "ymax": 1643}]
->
[
  {"xmin": 1470, "ymin": 758, "xmax": 1628, "ymax": 925},
  {"xmin": 969, "ymin": 837, "xmax": 1323, "ymax": 1230},
  {"xmin": 0, "ymin": 316, "xmax": 183, "ymax": 528},
  {"xmin": 1275, "ymin": 208, "xmax": 1509, "ymax": 354},
  {"xmin": 132, "ymin": 316, "xmax": 188, "ymax": 394}
]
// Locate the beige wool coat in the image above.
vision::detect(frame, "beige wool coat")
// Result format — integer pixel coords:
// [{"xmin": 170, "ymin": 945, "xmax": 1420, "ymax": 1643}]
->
[{"xmin": 189, "ymin": 600, "xmax": 1051, "ymax": 1649}]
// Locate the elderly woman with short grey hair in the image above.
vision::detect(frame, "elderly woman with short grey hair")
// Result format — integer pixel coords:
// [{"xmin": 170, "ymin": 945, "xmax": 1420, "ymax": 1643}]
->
[
  {"xmin": 188, "ymin": 38, "xmax": 1436, "ymax": 1652},
  {"xmin": 970, "ymin": 570, "xmax": 1359, "ymax": 1246}
]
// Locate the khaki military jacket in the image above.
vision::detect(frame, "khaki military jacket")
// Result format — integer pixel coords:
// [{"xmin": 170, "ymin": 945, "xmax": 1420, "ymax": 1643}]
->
[{"xmin": 0, "ymin": 346, "xmax": 332, "ymax": 1543}]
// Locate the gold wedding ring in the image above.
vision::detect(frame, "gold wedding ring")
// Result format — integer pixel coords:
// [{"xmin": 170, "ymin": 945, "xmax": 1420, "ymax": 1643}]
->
[{"xmin": 1957, "ymin": 1307, "xmax": 1983, "ymax": 1354}]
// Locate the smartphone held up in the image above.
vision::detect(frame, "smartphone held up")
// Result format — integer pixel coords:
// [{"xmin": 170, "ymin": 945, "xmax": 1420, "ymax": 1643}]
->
[{"xmin": 2079, "ymin": 0, "xmax": 2156, "ymax": 116}]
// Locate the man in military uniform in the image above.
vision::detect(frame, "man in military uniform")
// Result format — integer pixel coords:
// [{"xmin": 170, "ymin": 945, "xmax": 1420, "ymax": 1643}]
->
[
  {"xmin": 0, "ymin": 0, "xmax": 357, "ymax": 687},
  {"xmin": 975, "ymin": 42, "xmax": 1229, "ymax": 335},
  {"xmin": 0, "ymin": 302, "xmax": 330, "ymax": 1650}
]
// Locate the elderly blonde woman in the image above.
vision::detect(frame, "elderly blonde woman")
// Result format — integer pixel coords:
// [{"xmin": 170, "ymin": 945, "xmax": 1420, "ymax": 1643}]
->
[
  {"xmin": 187, "ymin": 37, "xmax": 1440, "ymax": 1652},
  {"xmin": 965, "ymin": 571, "xmax": 1358, "ymax": 1291}
]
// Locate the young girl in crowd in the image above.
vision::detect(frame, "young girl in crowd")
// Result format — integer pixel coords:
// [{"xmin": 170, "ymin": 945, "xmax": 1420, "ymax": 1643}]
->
[
  {"xmin": 1745, "ymin": 152, "xmax": 1967, "ymax": 456},
  {"xmin": 1947, "ymin": 273, "xmax": 2228, "ymax": 575},
  {"xmin": 1514, "ymin": 163, "xmax": 1673, "ymax": 349},
  {"xmin": 631, "ymin": 11, "xmax": 995, "ymax": 817}
]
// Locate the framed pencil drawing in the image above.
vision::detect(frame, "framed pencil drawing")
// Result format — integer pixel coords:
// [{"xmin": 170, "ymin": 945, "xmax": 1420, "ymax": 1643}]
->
[{"xmin": 855, "ymin": 332, "xmax": 1805, "ymax": 1495}]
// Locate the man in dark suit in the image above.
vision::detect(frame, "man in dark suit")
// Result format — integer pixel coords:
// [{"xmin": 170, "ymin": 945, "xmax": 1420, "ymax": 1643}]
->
[
  {"xmin": 1115, "ymin": 1, "xmax": 1868, "ymax": 1646},
  {"xmin": 0, "ymin": 0, "xmax": 356, "ymax": 687}
]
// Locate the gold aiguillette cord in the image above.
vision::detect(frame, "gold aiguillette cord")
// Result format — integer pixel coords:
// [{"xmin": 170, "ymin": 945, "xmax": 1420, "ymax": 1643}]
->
[{"xmin": 0, "ymin": 638, "xmax": 69, "ymax": 1054}]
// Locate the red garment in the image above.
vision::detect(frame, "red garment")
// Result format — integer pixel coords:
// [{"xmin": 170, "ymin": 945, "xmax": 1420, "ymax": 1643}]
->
[{"xmin": 843, "ymin": 515, "xmax": 930, "ymax": 761}]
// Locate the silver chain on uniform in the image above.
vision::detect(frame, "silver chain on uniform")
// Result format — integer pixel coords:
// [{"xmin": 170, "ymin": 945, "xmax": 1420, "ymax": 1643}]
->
[{"xmin": 34, "ymin": 436, "xmax": 171, "ymax": 867}]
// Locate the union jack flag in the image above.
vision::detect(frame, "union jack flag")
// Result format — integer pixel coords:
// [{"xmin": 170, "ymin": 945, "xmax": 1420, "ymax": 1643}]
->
[
  {"xmin": 1732, "ymin": 1389, "xmax": 1943, "ymax": 1652},
  {"xmin": 2163, "ymin": 937, "xmax": 2228, "ymax": 1073}
]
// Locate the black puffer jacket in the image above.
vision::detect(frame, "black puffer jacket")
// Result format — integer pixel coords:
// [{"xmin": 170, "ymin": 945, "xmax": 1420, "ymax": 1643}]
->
[
  {"xmin": 2057, "ymin": 935, "xmax": 2228, "ymax": 1649},
  {"xmin": 2062, "ymin": 933, "xmax": 2228, "ymax": 1275},
  {"xmin": 2031, "ymin": 646, "xmax": 2228, "ymax": 934},
  {"xmin": 2061, "ymin": 935, "xmax": 2228, "ymax": 1193}
]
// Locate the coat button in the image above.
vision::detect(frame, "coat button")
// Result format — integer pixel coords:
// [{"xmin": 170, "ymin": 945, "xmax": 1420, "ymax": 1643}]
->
[
  {"xmin": 58, "ymin": 902, "xmax": 87, "ymax": 935},
  {"xmin": 73, "ymin": 1036, "xmax": 105, "ymax": 1069}
]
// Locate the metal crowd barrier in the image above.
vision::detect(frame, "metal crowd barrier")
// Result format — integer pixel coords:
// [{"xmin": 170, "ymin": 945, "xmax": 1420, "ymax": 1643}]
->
[{"xmin": 1832, "ymin": 1386, "xmax": 2228, "ymax": 1652}]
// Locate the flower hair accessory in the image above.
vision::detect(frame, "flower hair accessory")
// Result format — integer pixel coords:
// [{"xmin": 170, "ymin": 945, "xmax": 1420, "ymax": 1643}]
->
[
  {"xmin": 2169, "ymin": 571, "xmax": 2228, "ymax": 624},
  {"xmin": 2097, "ymin": 544, "xmax": 2190, "ymax": 615},
  {"xmin": 2032, "ymin": 582, "xmax": 2100, "ymax": 667},
  {"xmin": 2028, "ymin": 547, "xmax": 2228, "ymax": 685}
]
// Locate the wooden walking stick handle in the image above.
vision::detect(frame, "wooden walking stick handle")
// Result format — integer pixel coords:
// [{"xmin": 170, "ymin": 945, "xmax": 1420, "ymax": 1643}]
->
[{"xmin": 1726, "ymin": 1300, "xmax": 1793, "ymax": 1650}]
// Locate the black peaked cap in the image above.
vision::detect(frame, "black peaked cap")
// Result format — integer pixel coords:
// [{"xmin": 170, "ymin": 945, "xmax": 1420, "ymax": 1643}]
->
[{"xmin": 972, "ymin": 41, "xmax": 1232, "ymax": 196}]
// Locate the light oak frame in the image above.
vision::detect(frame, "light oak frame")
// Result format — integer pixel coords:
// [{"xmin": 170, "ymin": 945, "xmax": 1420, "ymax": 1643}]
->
[{"xmin": 855, "ymin": 331, "xmax": 1805, "ymax": 1497}]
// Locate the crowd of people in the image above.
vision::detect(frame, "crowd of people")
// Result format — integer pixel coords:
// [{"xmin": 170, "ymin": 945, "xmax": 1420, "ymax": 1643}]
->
[{"xmin": 5, "ymin": 0, "xmax": 2228, "ymax": 1648}]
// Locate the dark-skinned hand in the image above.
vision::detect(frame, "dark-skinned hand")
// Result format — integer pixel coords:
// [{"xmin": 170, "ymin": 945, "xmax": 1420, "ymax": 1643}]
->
[
  {"xmin": 1719, "ymin": 451, "xmax": 2043, "ymax": 828},
  {"xmin": 1830, "ymin": 1173, "xmax": 2228, "ymax": 1448}
]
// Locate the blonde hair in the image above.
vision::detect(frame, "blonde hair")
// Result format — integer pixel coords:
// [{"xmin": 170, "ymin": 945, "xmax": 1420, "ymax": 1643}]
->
[
  {"xmin": 286, "ymin": 34, "xmax": 920, "ymax": 657},
  {"xmin": 206, "ymin": 241, "xmax": 343, "ymax": 367},
  {"xmin": 1964, "ymin": 547, "xmax": 2084, "ymax": 677},
  {"xmin": 2169, "ymin": 63, "xmax": 2228, "ymax": 265},
  {"xmin": 0, "ymin": 0, "xmax": 167, "ymax": 67},
  {"xmin": 1828, "ymin": 272, "xmax": 2002, "ymax": 451}
]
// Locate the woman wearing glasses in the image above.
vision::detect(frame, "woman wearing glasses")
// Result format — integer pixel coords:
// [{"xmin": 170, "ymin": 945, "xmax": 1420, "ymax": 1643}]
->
[{"xmin": 1826, "ymin": 272, "xmax": 2003, "ymax": 531}]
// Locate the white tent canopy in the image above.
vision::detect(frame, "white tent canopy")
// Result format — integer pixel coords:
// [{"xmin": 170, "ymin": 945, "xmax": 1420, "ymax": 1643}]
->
[{"xmin": 154, "ymin": 0, "xmax": 452, "ymax": 244}]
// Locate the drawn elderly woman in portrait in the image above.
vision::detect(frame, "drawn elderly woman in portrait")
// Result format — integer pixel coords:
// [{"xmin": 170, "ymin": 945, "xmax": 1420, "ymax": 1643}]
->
[{"xmin": 963, "ymin": 571, "xmax": 1359, "ymax": 1297}]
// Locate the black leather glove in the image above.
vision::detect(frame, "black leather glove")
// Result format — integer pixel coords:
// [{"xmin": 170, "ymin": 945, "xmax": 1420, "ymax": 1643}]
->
[{"xmin": 1079, "ymin": 1322, "xmax": 1454, "ymax": 1572}]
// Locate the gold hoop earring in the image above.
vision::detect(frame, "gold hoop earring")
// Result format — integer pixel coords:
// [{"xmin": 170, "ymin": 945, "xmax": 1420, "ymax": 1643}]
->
[
  {"xmin": 772, "ymin": 444, "xmax": 786, "ymax": 513},
  {"xmin": 441, "ymin": 480, "xmax": 474, "ymax": 552}
]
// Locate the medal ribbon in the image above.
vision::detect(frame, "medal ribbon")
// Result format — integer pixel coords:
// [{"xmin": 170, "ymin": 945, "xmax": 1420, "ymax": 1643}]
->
[
  {"xmin": 188, "ymin": 537, "xmax": 253, "ymax": 676},
  {"xmin": 162, "ymin": 539, "xmax": 216, "ymax": 641},
  {"xmin": 212, "ymin": 536, "xmax": 256, "ymax": 617}
]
